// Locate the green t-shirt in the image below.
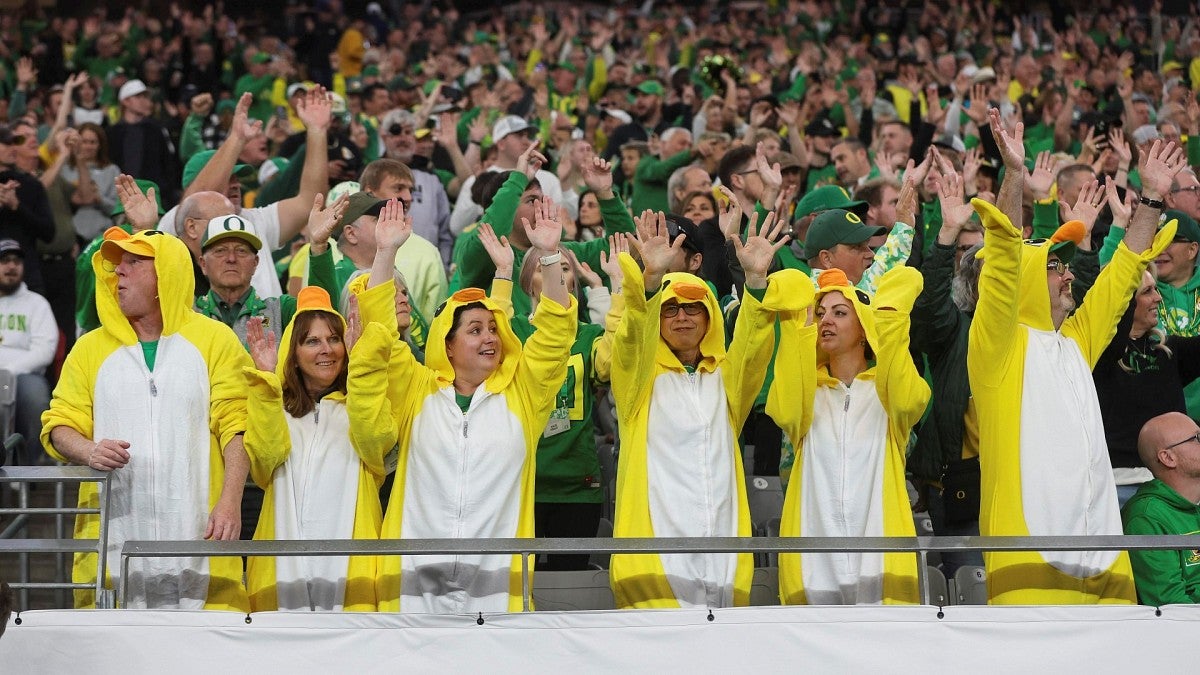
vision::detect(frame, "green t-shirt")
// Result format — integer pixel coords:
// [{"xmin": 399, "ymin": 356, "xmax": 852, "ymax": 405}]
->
[
  {"xmin": 455, "ymin": 391, "xmax": 472, "ymax": 412},
  {"xmin": 140, "ymin": 340, "xmax": 159, "ymax": 371}
]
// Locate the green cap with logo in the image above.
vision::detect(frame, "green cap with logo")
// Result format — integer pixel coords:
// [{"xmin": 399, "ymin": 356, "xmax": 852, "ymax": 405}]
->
[
  {"xmin": 1164, "ymin": 209, "xmax": 1200, "ymax": 244},
  {"xmin": 803, "ymin": 209, "xmax": 887, "ymax": 257},
  {"xmin": 794, "ymin": 185, "xmax": 868, "ymax": 220},
  {"xmin": 182, "ymin": 150, "xmax": 255, "ymax": 189}
]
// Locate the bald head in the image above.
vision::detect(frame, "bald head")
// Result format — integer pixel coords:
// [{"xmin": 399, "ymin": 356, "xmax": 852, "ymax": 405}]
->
[
  {"xmin": 1138, "ymin": 412, "xmax": 1200, "ymax": 476},
  {"xmin": 176, "ymin": 191, "xmax": 237, "ymax": 256}
]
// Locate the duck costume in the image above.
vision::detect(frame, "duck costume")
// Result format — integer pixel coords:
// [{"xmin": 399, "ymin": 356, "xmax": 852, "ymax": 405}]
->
[
  {"xmin": 608, "ymin": 253, "xmax": 806, "ymax": 608},
  {"xmin": 244, "ymin": 287, "xmax": 388, "ymax": 612},
  {"xmin": 350, "ymin": 279, "xmax": 576, "ymax": 613},
  {"xmin": 968, "ymin": 199, "xmax": 1176, "ymax": 604},
  {"xmin": 768, "ymin": 266, "xmax": 929, "ymax": 605},
  {"xmin": 41, "ymin": 227, "xmax": 251, "ymax": 610}
]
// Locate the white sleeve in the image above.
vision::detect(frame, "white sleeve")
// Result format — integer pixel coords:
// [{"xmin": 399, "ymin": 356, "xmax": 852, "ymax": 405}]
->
[
  {"xmin": 2, "ymin": 292, "xmax": 57, "ymax": 374},
  {"xmin": 246, "ymin": 204, "xmax": 282, "ymax": 252},
  {"xmin": 156, "ymin": 205, "xmax": 181, "ymax": 236},
  {"xmin": 450, "ymin": 174, "xmax": 482, "ymax": 235},
  {"xmin": 583, "ymin": 285, "xmax": 611, "ymax": 325}
]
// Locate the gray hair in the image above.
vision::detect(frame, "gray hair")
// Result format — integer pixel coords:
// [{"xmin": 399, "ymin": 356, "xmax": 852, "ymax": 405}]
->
[
  {"xmin": 666, "ymin": 164, "xmax": 702, "ymax": 213},
  {"xmin": 659, "ymin": 127, "xmax": 691, "ymax": 150},
  {"xmin": 951, "ymin": 242, "xmax": 984, "ymax": 313}
]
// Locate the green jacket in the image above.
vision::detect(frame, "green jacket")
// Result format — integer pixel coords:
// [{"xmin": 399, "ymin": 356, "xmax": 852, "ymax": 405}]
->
[
  {"xmin": 629, "ymin": 148, "xmax": 695, "ymax": 214},
  {"xmin": 1151, "ymin": 262, "xmax": 1200, "ymax": 420},
  {"xmin": 1122, "ymin": 479, "xmax": 1200, "ymax": 605}
]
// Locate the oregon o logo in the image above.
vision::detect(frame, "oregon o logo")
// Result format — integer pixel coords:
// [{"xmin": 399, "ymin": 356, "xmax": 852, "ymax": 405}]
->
[
  {"xmin": 845, "ymin": 211, "xmax": 862, "ymax": 224},
  {"xmin": 223, "ymin": 216, "xmax": 245, "ymax": 232}
]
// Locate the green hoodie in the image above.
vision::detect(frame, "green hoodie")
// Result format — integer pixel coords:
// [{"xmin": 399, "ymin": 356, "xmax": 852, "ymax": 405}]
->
[
  {"xmin": 1155, "ymin": 265, "xmax": 1200, "ymax": 419},
  {"xmin": 1122, "ymin": 479, "xmax": 1200, "ymax": 605}
]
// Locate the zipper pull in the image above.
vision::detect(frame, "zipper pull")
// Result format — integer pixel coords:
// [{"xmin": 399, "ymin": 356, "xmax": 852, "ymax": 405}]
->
[
  {"xmin": 149, "ymin": 378, "xmax": 158, "ymax": 397},
  {"xmin": 463, "ymin": 415, "xmax": 468, "ymax": 438},
  {"xmin": 843, "ymin": 394, "xmax": 849, "ymax": 412}
]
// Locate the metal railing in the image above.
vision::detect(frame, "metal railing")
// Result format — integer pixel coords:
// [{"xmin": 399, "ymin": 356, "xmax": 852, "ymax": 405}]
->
[
  {"xmin": 119, "ymin": 534, "xmax": 1200, "ymax": 609},
  {"xmin": 0, "ymin": 453, "xmax": 113, "ymax": 608}
]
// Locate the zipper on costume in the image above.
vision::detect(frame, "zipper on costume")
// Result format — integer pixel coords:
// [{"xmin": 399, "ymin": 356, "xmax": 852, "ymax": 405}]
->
[{"xmin": 149, "ymin": 377, "xmax": 157, "ymax": 397}]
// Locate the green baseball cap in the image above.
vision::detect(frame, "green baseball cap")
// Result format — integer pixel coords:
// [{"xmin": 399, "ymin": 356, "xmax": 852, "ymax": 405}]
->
[
  {"xmin": 342, "ymin": 191, "xmax": 387, "ymax": 226},
  {"xmin": 635, "ymin": 80, "xmax": 665, "ymax": 96},
  {"xmin": 1164, "ymin": 209, "xmax": 1200, "ymax": 244},
  {"xmin": 110, "ymin": 179, "xmax": 165, "ymax": 217},
  {"xmin": 794, "ymin": 185, "xmax": 868, "ymax": 219},
  {"xmin": 803, "ymin": 209, "xmax": 886, "ymax": 257},
  {"xmin": 182, "ymin": 150, "xmax": 255, "ymax": 189}
]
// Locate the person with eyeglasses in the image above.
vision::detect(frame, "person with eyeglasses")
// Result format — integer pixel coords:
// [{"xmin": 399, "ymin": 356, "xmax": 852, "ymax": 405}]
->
[
  {"xmin": 1121, "ymin": 412, "xmax": 1200, "ymax": 605},
  {"xmin": 349, "ymin": 196, "xmax": 577, "ymax": 614},
  {"xmin": 968, "ymin": 110, "xmax": 1186, "ymax": 605},
  {"xmin": 608, "ymin": 208, "xmax": 799, "ymax": 609},
  {"xmin": 42, "ymin": 227, "xmax": 253, "ymax": 610},
  {"xmin": 768, "ymin": 264, "xmax": 928, "ymax": 605}
]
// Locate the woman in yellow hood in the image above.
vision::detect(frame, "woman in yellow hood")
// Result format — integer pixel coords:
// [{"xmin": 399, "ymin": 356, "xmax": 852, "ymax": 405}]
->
[
  {"xmin": 608, "ymin": 209, "xmax": 802, "ymax": 609},
  {"xmin": 242, "ymin": 286, "xmax": 389, "ymax": 612},
  {"xmin": 349, "ymin": 198, "xmax": 578, "ymax": 613},
  {"xmin": 768, "ymin": 266, "xmax": 929, "ymax": 605}
]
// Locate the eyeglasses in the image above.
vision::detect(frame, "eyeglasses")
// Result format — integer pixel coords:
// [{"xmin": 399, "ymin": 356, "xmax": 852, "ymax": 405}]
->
[
  {"xmin": 1170, "ymin": 185, "xmax": 1200, "ymax": 195},
  {"xmin": 661, "ymin": 302, "xmax": 706, "ymax": 318},
  {"xmin": 1165, "ymin": 431, "xmax": 1200, "ymax": 450},
  {"xmin": 1045, "ymin": 259, "xmax": 1070, "ymax": 275}
]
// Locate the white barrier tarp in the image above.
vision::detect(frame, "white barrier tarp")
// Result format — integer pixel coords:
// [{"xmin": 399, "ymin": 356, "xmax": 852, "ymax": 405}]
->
[{"xmin": 1, "ymin": 605, "xmax": 1195, "ymax": 673}]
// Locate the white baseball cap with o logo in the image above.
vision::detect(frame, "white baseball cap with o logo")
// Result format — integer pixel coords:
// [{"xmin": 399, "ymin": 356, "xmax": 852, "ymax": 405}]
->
[{"xmin": 201, "ymin": 214, "xmax": 263, "ymax": 252}]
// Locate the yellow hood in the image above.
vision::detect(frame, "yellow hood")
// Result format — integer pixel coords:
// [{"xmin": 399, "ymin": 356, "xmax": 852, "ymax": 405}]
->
[
  {"xmin": 93, "ymin": 227, "xmax": 196, "ymax": 345},
  {"xmin": 424, "ymin": 287, "xmax": 524, "ymax": 391},
  {"xmin": 814, "ymin": 268, "xmax": 879, "ymax": 367}
]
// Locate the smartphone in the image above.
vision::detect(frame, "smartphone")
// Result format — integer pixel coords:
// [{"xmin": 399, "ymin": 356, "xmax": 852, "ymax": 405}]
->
[{"xmin": 276, "ymin": 105, "xmax": 288, "ymax": 122}]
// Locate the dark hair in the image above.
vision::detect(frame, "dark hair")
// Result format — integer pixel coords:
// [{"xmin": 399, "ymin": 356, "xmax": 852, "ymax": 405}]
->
[
  {"xmin": 678, "ymin": 190, "xmax": 718, "ymax": 223},
  {"xmin": 718, "ymin": 144, "xmax": 756, "ymax": 189},
  {"xmin": 75, "ymin": 122, "xmax": 112, "ymax": 168},
  {"xmin": 446, "ymin": 301, "xmax": 490, "ymax": 342},
  {"xmin": 361, "ymin": 83, "xmax": 388, "ymax": 100},
  {"xmin": 282, "ymin": 311, "xmax": 347, "ymax": 418}
]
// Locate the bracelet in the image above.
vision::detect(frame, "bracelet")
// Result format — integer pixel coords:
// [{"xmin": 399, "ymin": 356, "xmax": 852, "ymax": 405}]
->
[
  {"xmin": 1139, "ymin": 195, "xmax": 1165, "ymax": 209},
  {"xmin": 539, "ymin": 252, "xmax": 563, "ymax": 266},
  {"xmin": 494, "ymin": 274, "xmax": 512, "ymax": 281}
]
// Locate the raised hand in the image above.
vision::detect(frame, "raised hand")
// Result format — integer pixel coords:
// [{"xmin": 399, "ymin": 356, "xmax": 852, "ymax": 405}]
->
[
  {"xmin": 307, "ymin": 192, "xmax": 348, "ymax": 249},
  {"xmin": 632, "ymin": 211, "xmax": 684, "ymax": 286},
  {"xmin": 962, "ymin": 147, "xmax": 982, "ymax": 194},
  {"xmin": 521, "ymin": 197, "xmax": 565, "ymax": 252},
  {"xmin": 245, "ymin": 316, "xmax": 278, "ymax": 373},
  {"xmin": 374, "ymin": 197, "xmax": 412, "ymax": 251},
  {"xmin": 296, "ymin": 85, "xmax": 332, "ymax": 133},
  {"xmin": 716, "ymin": 186, "xmax": 743, "ymax": 240},
  {"xmin": 581, "ymin": 156, "xmax": 615, "ymax": 197},
  {"xmin": 896, "ymin": 160, "xmax": 920, "ymax": 227},
  {"xmin": 343, "ymin": 294, "xmax": 362, "ymax": 352},
  {"xmin": 1105, "ymin": 180, "xmax": 1132, "ymax": 229},
  {"xmin": 731, "ymin": 209, "xmax": 790, "ymax": 289},
  {"xmin": 515, "ymin": 139, "xmax": 548, "ymax": 180},
  {"xmin": 965, "ymin": 84, "xmax": 990, "ymax": 126},
  {"xmin": 477, "ymin": 221, "xmax": 514, "ymax": 278},
  {"xmin": 1109, "ymin": 127, "xmax": 1133, "ymax": 168},
  {"xmin": 232, "ymin": 92, "xmax": 263, "ymax": 142},
  {"xmin": 570, "ymin": 250, "xmax": 603, "ymax": 289},
  {"xmin": 1060, "ymin": 179, "xmax": 1105, "ymax": 232},
  {"xmin": 190, "ymin": 92, "xmax": 214, "ymax": 118},
  {"xmin": 755, "ymin": 141, "xmax": 783, "ymax": 193},
  {"xmin": 598, "ymin": 234, "xmax": 630, "ymax": 292},
  {"xmin": 989, "ymin": 107, "xmax": 1025, "ymax": 170},
  {"xmin": 937, "ymin": 171, "xmax": 975, "ymax": 235},
  {"xmin": 1026, "ymin": 150, "xmax": 1055, "ymax": 200},
  {"xmin": 1139, "ymin": 139, "xmax": 1187, "ymax": 199},
  {"xmin": 115, "ymin": 174, "xmax": 160, "ymax": 232}
]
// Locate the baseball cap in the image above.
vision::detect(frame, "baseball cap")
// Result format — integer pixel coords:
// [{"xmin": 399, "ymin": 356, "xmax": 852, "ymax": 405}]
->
[
  {"xmin": 1131, "ymin": 124, "xmax": 1160, "ymax": 146},
  {"xmin": 329, "ymin": 92, "xmax": 348, "ymax": 115},
  {"xmin": 972, "ymin": 67, "xmax": 997, "ymax": 84},
  {"xmin": 1164, "ymin": 209, "xmax": 1200, "ymax": 244},
  {"xmin": 251, "ymin": 52, "xmax": 272, "ymax": 65},
  {"xmin": 775, "ymin": 152, "xmax": 803, "ymax": 171},
  {"xmin": 182, "ymin": 150, "xmax": 255, "ymax": 189},
  {"xmin": 1161, "ymin": 60, "xmax": 1184, "ymax": 75},
  {"xmin": 794, "ymin": 185, "xmax": 868, "ymax": 219},
  {"xmin": 202, "ymin": 214, "xmax": 263, "ymax": 252},
  {"xmin": 492, "ymin": 115, "xmax": 533, "ymax": 142},
  {"xmin": 804, "ymin": 117, "xmax": 840, "ymax": 138},
  {"xmin": 118, "ymin": 79, "xmax": 148, "ymax": 102},
  {"xmin": 0, "ymin": 238, "xmax": 23, "ymax": 258},
  {"xmin": 635, "ymin": 80, "xmax": 665, "ymax": 96},
  {"xmin": 258, "ymin": 157, "xmax": 289, "ymax": 185},
  {"xmin": 110, "ymin": 179, "xmax": 165, "ymax": 217},
  {"xmin": 100, "ymin": 226, "xmax": 159, "ymax": 264},
  {"xmin": 326, "ymin": 181, "xmax": 361, "ymax": 206},
  {"xmin": 286, "ymin": 82, "xmax": 311, "ymax": 99},
  {"xmin": 342, "ymin": 191, "xmax": 387, "ymax": 225},
  {"xmin": 664, "ymin": 213, "xmax": 702, "ymax": 254},
  {"xmin": 602, "ymin": 108, "xmax": 633, "ymax": 125},
  {"xmin": 803, "ymin": 209, "xmax": 887, "ymax": 257}
]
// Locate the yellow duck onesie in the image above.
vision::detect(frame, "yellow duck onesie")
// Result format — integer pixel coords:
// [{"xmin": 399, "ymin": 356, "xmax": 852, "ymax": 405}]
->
[
  {"xmin": 608, "ymin": 254, "xmax": 804, "ymax": 609},
  {"xmin": 244, "ymin": 287, "xmax": 388, "ymax": 612},
  {"xmin": 969, "ymin": 199, "xmax": 1175, "ymax": 604},
  {"xmin": 769, "ymin": 266, "xmax": 930, "ymax": 605},
  {"xmin": 350, "ymin": 281, "xmax": 577, "ymax": 613},
  {"xmin": 41, "ymin": 227, "xmax": 251, "ymax": 610}
]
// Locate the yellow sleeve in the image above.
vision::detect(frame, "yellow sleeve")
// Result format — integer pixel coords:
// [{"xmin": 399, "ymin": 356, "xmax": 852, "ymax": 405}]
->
[
  {"xmin": 514, "ymin": 294, "xmax": 579, "ymax": 420},
  {"xmin": 243, "ymin": 367, "xmax": 291, "ymax": 489},
  {"xmin": 525, "ymin": 47, "xmax": 545, "ymax": 77},
  {"xmin": 967, "ymin": 198, "xmax": 1023, "ymax": 389},
  {"xmin": 587, "ymin": 55, "xmax": 608, "ymax": 103},
  {"xmin": 871, "ymin": 266, "xmax": 932, "ymax": 432},
  {"xmin": 762, "ymin": 270, "xmax": 817, "ymax": 441},
  {"xmin": 356, "ymin": 279, "xmax": 400, "ymax": 337},
  {"xmin": 347, "ymin": 322, "xmax": 401, "ymax": 480},
  {"xmin": 592, "ymin": 290, "xmax": 624, "ymax": 384},
  {"xmin": 610, "ymin": 253, "xmax": 662, "ymax": 416},
  {"xmin": 270, "ymin": 77, "xmax": 288, "ymax": 109},
  {"xmin": 40, "ymin": 340, "xmax": 101, "ymax": 460},
  {"xmin": 491, "ymin": 277, "xmax": 515, "ymax": 320},
  {"xmin": 1062, "ymin": 221, "xmax": 1175, "ymax": 368},
  {"xmin": 722, "ymin": 287, "xmax": 779, "ymax": 431},
  {"xmin": 206, "ymin": 325, "xmax": 252, "ymax": 450}
]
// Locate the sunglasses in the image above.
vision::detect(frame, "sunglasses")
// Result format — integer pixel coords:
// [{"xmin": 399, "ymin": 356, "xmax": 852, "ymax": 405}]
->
[
  {"xmin": 1045, "ymin": 260, "xmax": 1070, "ymax": 275},
  {"xmin": 660, "ymin": 302, "xmax": 706, "ymax": 318}
]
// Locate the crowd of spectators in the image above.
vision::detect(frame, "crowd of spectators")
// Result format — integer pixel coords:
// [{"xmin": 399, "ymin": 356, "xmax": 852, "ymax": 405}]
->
[{"xmin": 3, "ymin": 0, "xmax": 1200, "ymax": 610}]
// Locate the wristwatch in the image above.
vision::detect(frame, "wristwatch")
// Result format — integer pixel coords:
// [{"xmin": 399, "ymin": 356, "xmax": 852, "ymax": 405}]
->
[
  {"xmin": 1139, "ymin": 194, "xmax": 1165, "ymax": 209},
  {"xmin": 539, "ymin": 252, "xmax": 563, "ymax": 266}
]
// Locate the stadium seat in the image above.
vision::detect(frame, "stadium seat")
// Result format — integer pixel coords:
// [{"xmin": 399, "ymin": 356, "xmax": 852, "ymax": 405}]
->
[
  {"xmin": 589, "ymin": 517, "xmax": 613, "ymax": 570},
  {"xmin": 925, "ymin": 565, "xmax": 950, "ymax": 606},
  {"xmin": 746, "ymin": 474, "xmax": 784, "ymax": 535},
  {"xmin": 596, "ymin": 443, "xmax": 617, "ymax": 521},
  {"xmin": 532, "ymin": 570, "xmax": 615, "ymax": 611},
  {"xmin": 952, "ymin": 565, "xmax": 988, "ymax": 605},
  {"xmin": 750, "ymin": 567, "xmax": 780, "ymax": 606}
]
